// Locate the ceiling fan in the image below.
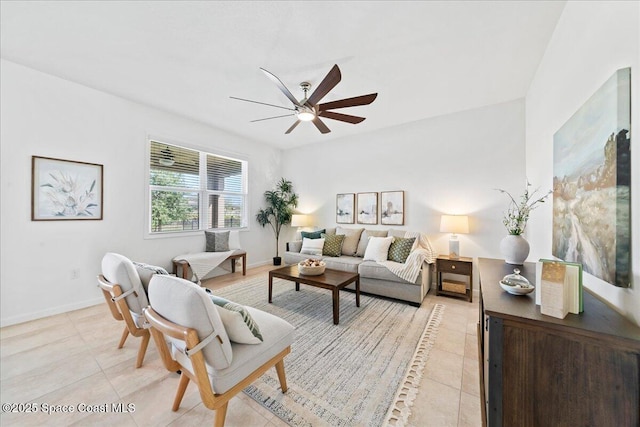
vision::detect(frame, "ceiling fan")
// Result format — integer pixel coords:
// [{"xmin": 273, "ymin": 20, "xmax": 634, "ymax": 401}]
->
[{"xmin": 230, "ymin": 64, "xmax": 377, "ymax": 134}]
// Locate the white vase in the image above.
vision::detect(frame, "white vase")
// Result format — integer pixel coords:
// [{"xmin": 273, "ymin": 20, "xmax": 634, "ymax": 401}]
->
[{"xmin": 500, "ymin": 235, "xmax": 530, "ymax": 265}]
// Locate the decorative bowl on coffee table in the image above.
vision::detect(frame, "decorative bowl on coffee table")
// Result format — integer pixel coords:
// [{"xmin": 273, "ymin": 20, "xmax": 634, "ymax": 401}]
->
[{"xmin": 298, "ymin": 260, "xmax": 326, "ymax": 276}]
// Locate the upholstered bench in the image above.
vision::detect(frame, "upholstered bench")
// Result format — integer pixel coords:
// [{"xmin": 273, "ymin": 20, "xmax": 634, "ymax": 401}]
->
[{"xmin": 172, "ymin": 250, "xmax": 247, "ymax": 280}]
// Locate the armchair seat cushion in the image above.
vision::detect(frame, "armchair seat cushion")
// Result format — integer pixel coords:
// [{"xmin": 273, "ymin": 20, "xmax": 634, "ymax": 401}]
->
[{"xmin": 172, "ymin": 306, "xmax": 295, "ymax": 394}]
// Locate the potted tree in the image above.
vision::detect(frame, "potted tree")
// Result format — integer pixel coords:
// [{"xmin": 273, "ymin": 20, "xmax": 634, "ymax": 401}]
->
[{"xmin": 256, "ymin": 178, "xmax": 299, "ymax": 265}]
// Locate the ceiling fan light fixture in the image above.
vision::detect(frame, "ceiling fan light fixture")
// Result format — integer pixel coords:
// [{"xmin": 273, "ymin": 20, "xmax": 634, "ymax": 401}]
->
[
  {"xmin": 159, "ymin": 146, "xmax": 175, "ymax": 166},
  {"xmin": 297, "ymin": 110, "xmax": 315, "ymax": 122}
]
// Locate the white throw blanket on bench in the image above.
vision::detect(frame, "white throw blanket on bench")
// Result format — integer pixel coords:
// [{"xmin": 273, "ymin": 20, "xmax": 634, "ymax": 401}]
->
[
  {"xmin": 173, "ymin": 251, "xmax": 234, "ymax": 283},
  {"xmin": 378, "ymin": 231, "xmax": 436, "ymax": 284}
]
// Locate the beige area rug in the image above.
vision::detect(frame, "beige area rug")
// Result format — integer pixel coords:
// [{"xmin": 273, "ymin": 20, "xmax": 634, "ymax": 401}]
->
[{"xmin": 211, "ymin": 275, "xmax": 444, "ymax": 426}]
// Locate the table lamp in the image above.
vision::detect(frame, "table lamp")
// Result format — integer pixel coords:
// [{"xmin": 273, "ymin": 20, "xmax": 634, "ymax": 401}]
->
[
  {"xmin": 440, "ymin": 215, "xmax": 469, "ymax": 258},
  {"xmin": 291, "ymin": 214, "xmax": 311, "ymax": 237}
]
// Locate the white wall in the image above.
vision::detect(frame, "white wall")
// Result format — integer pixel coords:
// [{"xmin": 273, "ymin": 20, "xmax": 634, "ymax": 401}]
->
[
  {"xmin": 526, "ymin": 1, "xmax": 639, "ymax": 325},
  {"xmin": 282, "ymin": 99, "xmax": 528, "ymax": 284},
  {"xmin": 0, "ymin": 59, "xmax": 282, "ymax": 326}
]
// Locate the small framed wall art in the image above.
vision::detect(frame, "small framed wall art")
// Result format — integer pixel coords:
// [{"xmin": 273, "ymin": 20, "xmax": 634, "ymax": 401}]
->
[
  {"xmin": 32, "ymin": 156, "xmax": 104, "ymax": 221},
  {"xmin": 336, "ymin": 193, "xmax": 355, "ymax": 224},
  {"xmin": 357, "ymin": 192, "xmax": 378, "ymax": 224},
  {"xmin": 381, "ymin": 191, "xmax": 404, "ymax": 225}
]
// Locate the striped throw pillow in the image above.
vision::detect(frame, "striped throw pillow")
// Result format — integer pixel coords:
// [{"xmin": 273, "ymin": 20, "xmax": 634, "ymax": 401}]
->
[{"xmin": 208, "ymin": 294, "xmax": 263, "ymax": 344}]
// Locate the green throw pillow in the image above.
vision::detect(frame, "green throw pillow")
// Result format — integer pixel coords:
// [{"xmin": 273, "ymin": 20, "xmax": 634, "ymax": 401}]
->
[
  {"xmin": 321, "ymin": 233, "xmax": 345, "ymax": 257},
  {"xmin": 300, "ymin": 229, "xmax": 326, "ymax": 240},
  {"xmin": 208, "ymin": 294, "xmax": 263, "ymax": 344},
  {"xmin": 388, "ymin": 237, "xmax": 416, "ymax": 263}
]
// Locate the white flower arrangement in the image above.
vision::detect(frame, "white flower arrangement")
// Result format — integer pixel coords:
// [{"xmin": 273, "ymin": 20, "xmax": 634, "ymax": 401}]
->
[{"xmin": 496, "ymin": 182, "xmax": 552, "ymax": 235}]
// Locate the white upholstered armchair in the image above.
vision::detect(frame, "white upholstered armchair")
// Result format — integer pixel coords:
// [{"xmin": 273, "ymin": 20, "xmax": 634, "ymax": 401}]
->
[{"xmin": 143, "ymin": 274, "xmax": 294, "ymax": 427}]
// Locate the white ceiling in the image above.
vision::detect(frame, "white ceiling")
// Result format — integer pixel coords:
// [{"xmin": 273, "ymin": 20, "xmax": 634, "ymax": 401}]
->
[{"xmin": 0, "ymin": 1, "xmax": 565, "ymax": 150}]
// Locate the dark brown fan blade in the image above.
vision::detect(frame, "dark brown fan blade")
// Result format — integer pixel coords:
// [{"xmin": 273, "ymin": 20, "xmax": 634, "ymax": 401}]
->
[
  {"xmin": 318, "ymin": 111, "xmax": 366, "ymax": 124},
  {"xmin": 312, "ymin": 117, "xmax": 331, "ymax": 134},
  {"xmin": 260, "ymin": 68, "xmax": 302, "ymax": 107},
  {"xmin": 306, "ymin": 64, "xmax": 342, "ymax": 106},
  {"xmin": 250, "ymin": 113, "xmax": 296, "ymax": 123},
  {"xmin": 318, "ymin": 93, "xmax": 378, "ymax": 111},
  {"xmin": 285, "ymin": 120, "xmax": 301, "ymax": 134},
  {"xmin": 230, "ymin": 96, "xmax": 296, "ymax": 111}
]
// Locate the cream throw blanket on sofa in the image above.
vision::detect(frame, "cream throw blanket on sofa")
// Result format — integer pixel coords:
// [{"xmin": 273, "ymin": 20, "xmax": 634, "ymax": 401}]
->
[
  {"xmin": 378, "ymin": 231, "xmax": 436, "ymax": 283},
  {"xmin": 173, "ymin": 251, "xmax": 234, "ymax": 283}
]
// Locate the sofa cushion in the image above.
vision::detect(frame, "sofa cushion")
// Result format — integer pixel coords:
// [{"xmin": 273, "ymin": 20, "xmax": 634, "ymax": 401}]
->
[
  {"xmin": 363, "ymin": 236, "xmax": 394, "ymax": 262},
  {"xmin": 284, "ymin": 251, "xmax": 317, "ymax": 265},
  {"xmin": 288, "ymin": 240, "xmax": 302, "ymax": 253},
  {"xmin": 336, "ymin": 227, "xmax": 364, "ymax": 256},
  {"xmin": 324, "ymin": 227, "xmax": 337, "ymax": 236},
  {"xmin": 322, "ymin": 234, "xmax": 344, "ymax": 257},
  {"xmin": 388, "ymin": 237, "xmax": 416, "ymax": 263},
  {"xmin": 388, "ymin": 229, "xmax": 407, "ymax": 238},
  {"xmin": 321, "ymin": 256, "xmax": 362, "ymax": 274},
  {"xmin": 206, "ymin": 230, "xmax": 230, "ymax": 252},
  {"xmin": 301, "ymin": 237, "xmax": 325, "ymax": 256},
  {"xmin": 356, "ymin": 229, "xmax": 389, "ymax": 257},
  {"xmin": 358, "ymin": 260, "xmax": 422, "ymax": 284},
  {"xmin": 300, "ymin": 229, "xmax": 325, "ymax": 240}
]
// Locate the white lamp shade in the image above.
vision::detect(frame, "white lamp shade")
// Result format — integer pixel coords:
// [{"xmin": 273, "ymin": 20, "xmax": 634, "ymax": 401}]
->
[
  {"xmin": 291, "ymin": 214, "xmax": 311, "ymax": 227},
  {"xmin": 440, "ymin": 215, "xmax": 469, "ymax": 234}
]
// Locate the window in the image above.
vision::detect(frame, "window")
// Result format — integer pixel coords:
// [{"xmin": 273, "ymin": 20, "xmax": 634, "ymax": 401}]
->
[{"xmin": 148, "ymin": 140, "xmax": 248, "ymax": 235}]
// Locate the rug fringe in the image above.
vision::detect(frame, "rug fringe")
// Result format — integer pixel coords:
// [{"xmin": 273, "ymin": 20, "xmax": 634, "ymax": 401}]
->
[{"xmin": 383, "ymin": 303, "xmax": 445, "ymax": 427}]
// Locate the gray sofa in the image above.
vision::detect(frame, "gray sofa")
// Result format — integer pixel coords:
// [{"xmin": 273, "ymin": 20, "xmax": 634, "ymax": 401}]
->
[{"xmin": 284, "ymin": 227, "xmax": 434, "ymax": 306}]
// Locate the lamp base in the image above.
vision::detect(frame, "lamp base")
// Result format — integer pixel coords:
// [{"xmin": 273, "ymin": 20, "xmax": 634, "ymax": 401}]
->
[{"xmin": 449, "ymin": 239, "xmax": 460, "ymax": 259}]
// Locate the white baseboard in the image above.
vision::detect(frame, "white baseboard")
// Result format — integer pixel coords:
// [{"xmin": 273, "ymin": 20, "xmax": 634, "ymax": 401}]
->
[{"xmin": 1, "ymin": 297, "xmax": 104, "ymax": 328}]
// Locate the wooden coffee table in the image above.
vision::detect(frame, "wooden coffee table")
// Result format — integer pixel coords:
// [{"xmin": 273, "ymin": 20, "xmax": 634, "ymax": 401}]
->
[{"xmin": 268, "ymin": 265, "xmax": 360, "ymax": 325}]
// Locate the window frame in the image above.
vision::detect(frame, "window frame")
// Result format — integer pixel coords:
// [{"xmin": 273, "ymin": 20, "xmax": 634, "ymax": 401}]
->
[{"xmin": 144, "ymin": 136, "xmax": 249, "ymax": 239}]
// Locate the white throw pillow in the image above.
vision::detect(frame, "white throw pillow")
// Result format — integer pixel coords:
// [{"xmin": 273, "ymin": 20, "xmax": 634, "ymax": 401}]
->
[
  {"xmin": 300, "ymin": 237, "xmax": 325, "ymax": 256},
  {"xmin": 363, "ymin": 236, "xmax": 394, "ymax": 262},
  {"xmin": 208, "ymin": 294, "xmax": 263, "ymax": 344}
]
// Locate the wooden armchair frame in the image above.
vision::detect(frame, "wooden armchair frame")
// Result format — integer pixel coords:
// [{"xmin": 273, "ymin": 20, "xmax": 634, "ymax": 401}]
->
[
  {"xmin": 97, "ymin": 274, "xmax": 151, "ymax": 368},
  {"xmin": 143, "ymin": 306, "xmax": 290, "ymax": 427}
]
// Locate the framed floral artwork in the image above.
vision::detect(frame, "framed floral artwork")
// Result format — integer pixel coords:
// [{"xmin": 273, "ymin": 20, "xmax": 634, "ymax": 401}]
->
[
  {"xmin": 336, "ymin": 193, "xmax": 355, "ymax": 224},
  {"xmin": 32, "ymin": 156, "xmax": 103, "ymax": 220},
  {"xmin": 357, "ymin": 192, "xmax": 378, "ymax": 224},
  {"xmin": 381, "ymin": 191, "xmax": 404, "ymax": 225}
]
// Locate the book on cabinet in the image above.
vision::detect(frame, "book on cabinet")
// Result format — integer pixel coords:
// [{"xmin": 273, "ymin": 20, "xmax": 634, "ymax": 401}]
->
[{"xmin": 536, "ymin": 259, "xmax": 583, "ymax": 317}]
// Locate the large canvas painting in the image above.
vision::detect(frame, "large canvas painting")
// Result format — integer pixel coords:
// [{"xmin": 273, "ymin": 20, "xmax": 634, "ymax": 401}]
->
[{"xmin": 552, "ymin": 68, "xmax": 631, "ymax": 287}]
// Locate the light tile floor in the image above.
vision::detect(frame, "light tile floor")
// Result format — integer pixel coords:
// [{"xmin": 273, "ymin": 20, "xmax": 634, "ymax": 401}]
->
[{"xmin": 0, "ymin": 265, "xmax": 482, "ymax": 426}]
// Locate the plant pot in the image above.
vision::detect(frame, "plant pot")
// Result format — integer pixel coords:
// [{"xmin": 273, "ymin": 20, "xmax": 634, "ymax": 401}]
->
[
  {"xmin": 500, "ymin": 235, "xmax": 530, "ymax": 265},
  {"xmin": 273, "ymin": 257, "xmax": 282, "ymax": 266}
]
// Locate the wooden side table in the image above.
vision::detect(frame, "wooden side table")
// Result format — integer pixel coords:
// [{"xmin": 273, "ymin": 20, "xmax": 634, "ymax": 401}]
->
[{"xmin": 436, "ymin": 255, "xmax": 473, "ymax": 302}]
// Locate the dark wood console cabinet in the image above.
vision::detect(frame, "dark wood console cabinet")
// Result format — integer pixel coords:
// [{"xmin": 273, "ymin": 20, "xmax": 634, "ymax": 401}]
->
[{"xmin": 478, "ymin": 257, "xmax": 640, "ymax": 427}]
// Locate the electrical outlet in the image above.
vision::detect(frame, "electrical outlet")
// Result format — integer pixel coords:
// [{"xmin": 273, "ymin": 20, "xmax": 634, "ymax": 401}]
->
[{"xmin": 70, "ymin": 269, "xmax": 80, "ymax": 280}]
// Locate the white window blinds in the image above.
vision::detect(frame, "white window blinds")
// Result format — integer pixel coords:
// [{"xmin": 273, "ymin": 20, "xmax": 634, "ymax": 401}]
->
[{"xmin": 148, "ymin": 140, "xmax": 247, "ymax": 234}]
